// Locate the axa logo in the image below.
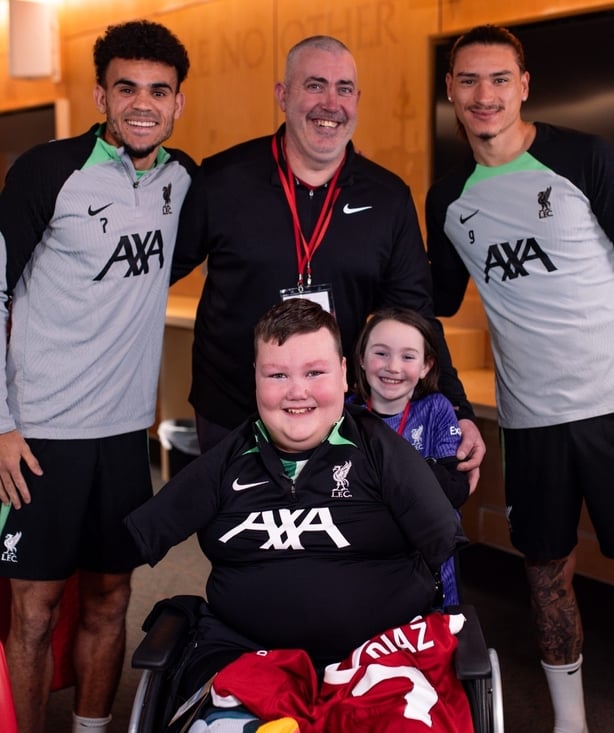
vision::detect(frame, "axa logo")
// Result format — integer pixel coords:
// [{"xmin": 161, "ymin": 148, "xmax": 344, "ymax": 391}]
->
[
  {"xmin": 331, "ymin": 460, "xmax": 352, "ymax": 498},
  {"xmin": 218, "ymin": 508, "xmax": 350, "ymax": 550},
  {"xmin": 2, "ymin": 531, "xmax": 22, "ymax": 563},
  {"xmin": 483, "ymin": 237, "xmax": 557, "ymax": 283},
  {"xmin": 93, "ymin": 230, "xmax": 165, "ymax": 281}
]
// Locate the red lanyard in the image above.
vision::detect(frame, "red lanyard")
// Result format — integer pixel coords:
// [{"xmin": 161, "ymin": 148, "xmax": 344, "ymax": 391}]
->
[
  {"xmin": 367, "ymin": 398, "xmax": 411, "ymax": 436},
  {"xmin": 272, "ymin": 135, "xmax": 343, "ymax": 290}
]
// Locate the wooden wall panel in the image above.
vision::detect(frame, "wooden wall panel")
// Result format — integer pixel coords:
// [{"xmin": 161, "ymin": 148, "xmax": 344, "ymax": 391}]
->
[
  {"xmin": 59, "ymin": 0, "xmax": 195, "ymax": 37},
  {"xmin": 440, "ymin": 0, "xmax": 613, "ymax": 32},
  {"xmin": 160, "ymin": 0, "xmax": 276, "ymax": 161},
  {"xmin": 61, "ymin": 33, "xmax": 99, "ymax": 134}
]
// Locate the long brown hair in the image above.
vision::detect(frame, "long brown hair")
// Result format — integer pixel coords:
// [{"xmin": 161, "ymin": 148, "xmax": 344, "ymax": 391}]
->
[{"xmin": 354, "ymin": 307, "xmax": 439, "ymax": 403}]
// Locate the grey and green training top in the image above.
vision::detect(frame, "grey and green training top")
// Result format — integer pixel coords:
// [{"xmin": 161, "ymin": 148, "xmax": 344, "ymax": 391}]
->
[
  {"xmin": 427, "ymin": 122, "xmax": 614, "ymax": 429},
  {"xmin": 0, "ymin": 124, "xmax": 194, "ymax": 438}
]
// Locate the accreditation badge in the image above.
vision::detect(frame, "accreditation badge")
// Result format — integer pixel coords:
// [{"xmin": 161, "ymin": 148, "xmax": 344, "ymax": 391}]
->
[{"xmin": 279, "ymin": 284, "xmax": 335, "ymax": 314}]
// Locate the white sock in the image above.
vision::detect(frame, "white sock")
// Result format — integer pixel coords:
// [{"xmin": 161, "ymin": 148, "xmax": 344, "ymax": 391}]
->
[
  {"xmin": 72, "ymin": 713, "xmax": 112, "ymax": 732},
  {"xmin": 541, "ymin": 655, "xmax": 589, "ymax": 733}
]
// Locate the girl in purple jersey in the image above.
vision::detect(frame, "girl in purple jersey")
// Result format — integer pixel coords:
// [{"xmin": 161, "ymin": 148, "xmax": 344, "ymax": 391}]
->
[{"xmin": 353, "ymin": 307, "xmax": 470, "ymax": 605}]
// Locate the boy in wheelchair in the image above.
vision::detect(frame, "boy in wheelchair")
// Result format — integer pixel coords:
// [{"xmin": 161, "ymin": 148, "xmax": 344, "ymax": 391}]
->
[{"xmin": 126, "ymin": 298, "xmax": 472, "ymax": 731}]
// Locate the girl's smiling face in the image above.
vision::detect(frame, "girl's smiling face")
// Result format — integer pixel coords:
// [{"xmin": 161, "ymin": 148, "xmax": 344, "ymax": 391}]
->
[{"xmin": 362, "ymin": 319, "xmax": 433, "ymax": 414}]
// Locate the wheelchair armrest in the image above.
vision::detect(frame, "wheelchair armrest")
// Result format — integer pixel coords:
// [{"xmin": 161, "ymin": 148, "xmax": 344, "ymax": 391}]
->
[
  {"xmin": 450, "ymin": 604, "xmax": 492, "ymax": 680},
  {"xmin": 132, "ymin": 594, "xmax": 204, "ymax": 672}
]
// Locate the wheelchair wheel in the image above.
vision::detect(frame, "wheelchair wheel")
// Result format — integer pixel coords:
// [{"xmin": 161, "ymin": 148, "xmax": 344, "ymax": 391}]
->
[
  {"xmin": 128, "ymin": 669, "xmax": 168, "ymax": 733},
  {"xmin": 129, "ymin": 595, "xmax": 206, "ymax": 732},
  {"xmin": 489, "ymin": 648, "xmax": 504, "ymax": 733},
  {"xmin": 463, "ymin": 647, "xmax": 504, "ymax": 733}
]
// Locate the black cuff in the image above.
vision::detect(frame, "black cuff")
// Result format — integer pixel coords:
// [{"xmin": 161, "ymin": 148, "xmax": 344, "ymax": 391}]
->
[{"xmin": 454, "ymin": 400, "xmax": 476, "ymax": 423}]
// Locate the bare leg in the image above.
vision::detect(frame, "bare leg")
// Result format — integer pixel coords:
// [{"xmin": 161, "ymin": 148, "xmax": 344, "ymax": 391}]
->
[
  {"xmin": 73, "ymin": 570, "xmax": 132, "ymax": 717},
  {"xmin": 5, "ymin": 578, "xmax": 66, "ymax": 733},
  {"xmin": 525, "ymin": 550, "xmax": 583, "ymax": 664},
  {"xmin": 526, "ymin": 550, "xmax": 588, "ymax": 732}
]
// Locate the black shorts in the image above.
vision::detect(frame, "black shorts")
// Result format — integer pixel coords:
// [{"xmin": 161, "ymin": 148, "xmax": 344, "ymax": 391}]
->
[
  {"xmin": 0, "ymin": 430, "xmax": 153, "ymax": 580},
  {"xmin": 182, "ymin": 602, "xmax": 263, "ymax": 695},
  {"xmin": 502, "ymin": 414, "xmax": 614, "ymax": 561},
  {"xmin": 176, "ymin": 601, "xmax": 341, "ymax": 705}
]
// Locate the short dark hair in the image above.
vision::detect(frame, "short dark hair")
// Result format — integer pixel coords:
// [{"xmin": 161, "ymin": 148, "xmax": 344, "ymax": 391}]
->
[
  {"xmin": 93, "ymin": 20, "xmax": 190, "ymax": 88},
  {"xmin": 353, "ymin": 307, "xmax": 440, "ymax": 403},
  {"xmin": 254, "ymin": 298, "xmax": 343, "ymax": 359},
  {"xmin": 448, "ymin": 24, "xmax": 526, "ymax": 74}
]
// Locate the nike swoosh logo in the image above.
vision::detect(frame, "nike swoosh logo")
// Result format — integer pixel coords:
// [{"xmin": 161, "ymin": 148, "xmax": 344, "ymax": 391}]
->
[
  {"xmin": 343, "ymin": 204, "xmax": 373, "ymax": 215},
  {"xmin": 460, "ymin": 210, "xmax": 479, "ymax": 224},
  {"xmin": 232, "ymin": 479, "xmax": 270, "ymax": 492},
  {"xmin": 88, "ymin": 203, "xmax": 113, "ymax": 216}
]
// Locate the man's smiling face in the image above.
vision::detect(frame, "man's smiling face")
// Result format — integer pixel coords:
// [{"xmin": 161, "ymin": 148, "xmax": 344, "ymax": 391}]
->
[
  {"xmin": 446, "ymin": 42, "xmax": 528, "ymax": 146},
  {"xmin": 275, "ymin": 46, "xmax": 360, "ymax": 172},
  {"xmin": 94, "ymin": 57, "xmax": 185, "ymax": 170}
]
